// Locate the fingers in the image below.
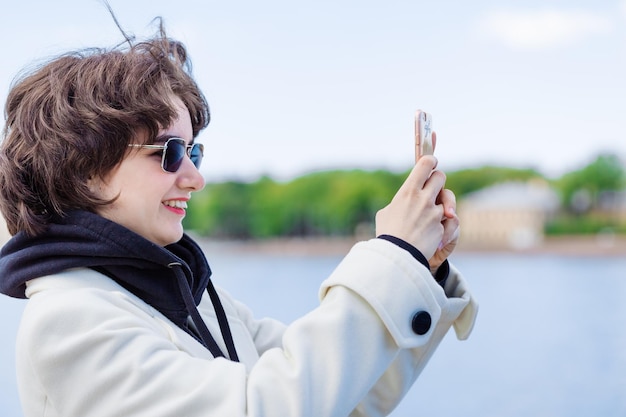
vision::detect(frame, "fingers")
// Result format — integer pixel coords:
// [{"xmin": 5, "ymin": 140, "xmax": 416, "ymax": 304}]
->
[
  {"xmin": 375, "ymin": 152, "xmax": 459, "ymax": 259},
  {"xmin": 437, "ymin": 188, "xmax": 457, "ymax": 219},
  {"xmin": 441, "ymin": 212, "xmax": 460, "ymax": 247},
  {"xmin": 397, "ymin": 155, "xmax": 441, "ymax": 197},
  {"xmin": 438, "ymin": 188, "xmax": 460, "ymax": 247}
]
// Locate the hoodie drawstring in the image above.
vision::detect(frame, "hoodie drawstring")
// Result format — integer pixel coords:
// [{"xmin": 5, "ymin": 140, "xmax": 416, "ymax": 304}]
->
[
  {"xmin": 206, "ymin": 279, "xmax": 240, "ymax": 361},
  {"xmin": 171, "ymin": 263, "xmax": 239, "ymax": 362}
]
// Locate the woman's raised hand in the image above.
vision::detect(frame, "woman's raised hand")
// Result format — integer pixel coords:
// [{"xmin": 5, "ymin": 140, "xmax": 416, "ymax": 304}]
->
[
  {"xmin": 429, "ymin": 188, "xmax": 460, "ymax": 271},
  {"xmin": 375, "ymin": 155, "xmax": 447, "ymax": 261}
]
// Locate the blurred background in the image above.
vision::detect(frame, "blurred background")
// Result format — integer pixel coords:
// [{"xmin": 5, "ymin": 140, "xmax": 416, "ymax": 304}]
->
[
  {"xmin": 1, "ymin": 0, "xmax": 625, "ymax": 182},
  {"xmin": 1, "ymin": 1, "xmax": 625, "ymax": 416},
  {"xmin": 2, "ymin": 0, "xmax": 623, "ymax": 246}
]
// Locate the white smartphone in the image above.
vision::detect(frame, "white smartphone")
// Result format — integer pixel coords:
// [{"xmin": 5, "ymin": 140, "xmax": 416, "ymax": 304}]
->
[{"xmin": 415, "ymin": 110, "xmax": 433, "ymax": 161}]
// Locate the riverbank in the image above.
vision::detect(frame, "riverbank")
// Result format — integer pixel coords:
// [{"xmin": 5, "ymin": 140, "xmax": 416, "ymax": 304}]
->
[{"xmin": 195, "ymin": 234, "xmax": 626, "ymax": 257}]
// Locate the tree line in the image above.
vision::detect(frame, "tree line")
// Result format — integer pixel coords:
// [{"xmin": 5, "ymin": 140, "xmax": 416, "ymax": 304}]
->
[{"xmin": 184, "ymin": 153, "xmax": 626, "ymax": 238}]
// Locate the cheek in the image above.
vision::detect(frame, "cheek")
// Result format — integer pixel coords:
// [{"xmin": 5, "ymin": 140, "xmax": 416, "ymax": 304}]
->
[
  {"xmin": 100, "ymin": 158, "xmax": 174, "ymax": 212},
  {"xmin": 122, "ymin": 176, "xmax": 172, "ymax": 209}
]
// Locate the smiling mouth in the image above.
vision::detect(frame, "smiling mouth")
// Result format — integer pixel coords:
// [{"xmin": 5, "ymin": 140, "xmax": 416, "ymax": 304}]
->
[{"xmin": 163, "ymin": 200, "xmax": 188, "ymax": 209}]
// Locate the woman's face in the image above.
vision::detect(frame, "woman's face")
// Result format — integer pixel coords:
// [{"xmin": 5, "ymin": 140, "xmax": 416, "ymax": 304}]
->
[{"xmin": 92, "ymin": 97, "xmax": 205, "ymax": 246}]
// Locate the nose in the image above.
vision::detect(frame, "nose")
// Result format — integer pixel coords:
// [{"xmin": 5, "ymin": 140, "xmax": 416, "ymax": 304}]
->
[{"xmin": 177, "ymin": 155, "xmax": 205, "ymax": 192}]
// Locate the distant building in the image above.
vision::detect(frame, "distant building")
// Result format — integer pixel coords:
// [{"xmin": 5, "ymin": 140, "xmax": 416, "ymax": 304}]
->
[
  {"xmin": 457, "ymin": 180, "xmax": 560, "ymax": 250},
  {"xmin": 596, "ymin": 190, "xmax": 626, "ymax": 224}
]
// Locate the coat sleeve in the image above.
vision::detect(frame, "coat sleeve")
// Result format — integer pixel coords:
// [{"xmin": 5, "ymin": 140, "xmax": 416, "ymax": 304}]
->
[
  {"xmin": 17, "ymin": 238, "xmax": 476, "ymax": 417},
  {"xmin": 338, "ymin": 255, "xmax": 478, "ymax": 416},
  {"xmin": 220, "ymin": 290, "xmax": 288, "ymax": 355}
]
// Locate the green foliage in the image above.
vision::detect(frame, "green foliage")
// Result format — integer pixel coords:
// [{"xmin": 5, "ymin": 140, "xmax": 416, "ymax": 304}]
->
[
  {"xmin": 185, "ymin": 152, "xmax": 626, "ymax": 238},
  {"xmin": 186, "ymin": 170, "xmax": 404, "ymax": 238},
  {"xmin": 545, "ymin": 216, "xmax": 626, "ymax": 235},
  {"xmin": 553, "ymin": 154, "xmax": 625, "ymax": 213},
  {"xmin": 184, "ymin": 181, "xmax": 253, "ymax": 238},
  {"xmin": 445, "ymin": 166, "xmax": 544, "ymax": 198}
]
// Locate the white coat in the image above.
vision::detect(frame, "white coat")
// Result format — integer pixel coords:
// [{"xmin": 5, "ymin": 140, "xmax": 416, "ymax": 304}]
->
[{"xmin": 16, "ymin": 238, "xmax": 477, "ymax": 417}]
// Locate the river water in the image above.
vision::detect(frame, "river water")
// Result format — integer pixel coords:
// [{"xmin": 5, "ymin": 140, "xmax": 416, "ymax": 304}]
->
[{"xmin": 1, "ymin": 247, "xmax": 625, "ymax": 416}]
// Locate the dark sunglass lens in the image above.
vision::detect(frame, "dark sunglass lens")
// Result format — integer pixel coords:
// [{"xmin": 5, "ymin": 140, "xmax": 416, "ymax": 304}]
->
[
  {"xmin": 190, "ymin": 144, "xmax": 204, "ymax": 169},
  {"xmin": 163, "ymin": 139, "xmax": 186, "ymax": 173}
]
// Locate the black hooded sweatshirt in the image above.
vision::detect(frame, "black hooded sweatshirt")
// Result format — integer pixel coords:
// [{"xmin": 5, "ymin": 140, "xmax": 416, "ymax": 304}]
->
[{"xmin": 0, "ymin": 210, "xmax": 238, "ymax": 361}]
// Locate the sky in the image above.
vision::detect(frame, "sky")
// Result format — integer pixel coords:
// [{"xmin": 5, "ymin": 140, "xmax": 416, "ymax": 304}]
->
[{"xmin": 1, "ymin": 0, "xmax": 625, "ymax": 182}]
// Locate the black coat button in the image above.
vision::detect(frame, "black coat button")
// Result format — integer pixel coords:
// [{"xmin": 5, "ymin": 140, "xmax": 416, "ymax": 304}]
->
[{"xmin": 411, "ymin": 311, "xmax": 431, "ymax": 335}]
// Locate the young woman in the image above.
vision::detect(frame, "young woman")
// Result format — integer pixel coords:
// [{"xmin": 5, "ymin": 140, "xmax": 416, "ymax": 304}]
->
[{"xmin": 0, "ymin": 23, "xmax": 477, "ymax": 417}]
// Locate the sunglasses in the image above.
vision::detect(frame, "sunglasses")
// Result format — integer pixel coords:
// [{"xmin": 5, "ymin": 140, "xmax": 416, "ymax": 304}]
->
[{"xmin": 129, "ymin": 137, "xmax": 204, "ymax": 173}]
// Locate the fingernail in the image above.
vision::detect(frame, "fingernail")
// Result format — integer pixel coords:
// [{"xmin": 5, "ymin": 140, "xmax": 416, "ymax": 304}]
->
[{"xmin": 438, "ymin": 241, "xmax": 444, "ymax": 250}]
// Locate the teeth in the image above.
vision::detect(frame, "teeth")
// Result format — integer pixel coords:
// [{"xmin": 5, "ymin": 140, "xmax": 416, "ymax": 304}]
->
[{"xmin": 164, "ymin": 200, "xmax": 187, "ymax": 209}]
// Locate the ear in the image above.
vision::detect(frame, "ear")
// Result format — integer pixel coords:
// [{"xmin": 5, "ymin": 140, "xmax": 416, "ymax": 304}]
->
[{"xmin": 86, "ymin": 174, "xmax": 107, "ymax": 198}]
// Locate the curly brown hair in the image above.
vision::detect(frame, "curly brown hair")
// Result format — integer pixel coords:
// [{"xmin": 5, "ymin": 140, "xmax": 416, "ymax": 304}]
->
[{"xmin": 0, "ymin": 21, "xmax": 210, "ymax": 236}]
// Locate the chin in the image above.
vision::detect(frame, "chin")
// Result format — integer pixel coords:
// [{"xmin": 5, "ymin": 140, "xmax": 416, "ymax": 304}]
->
[{"xmin": 158, "ymin": 230, "xmax": 184, "ymax": 246}]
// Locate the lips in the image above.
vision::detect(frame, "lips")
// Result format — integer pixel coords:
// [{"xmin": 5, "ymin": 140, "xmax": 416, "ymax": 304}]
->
[{"xmin": 163, "ymin": 200, "xmax": 188, "ymax": 209}]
